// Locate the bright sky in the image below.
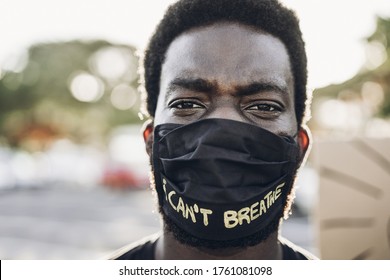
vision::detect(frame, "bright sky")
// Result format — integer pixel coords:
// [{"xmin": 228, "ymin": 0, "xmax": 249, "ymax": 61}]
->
[{"xmin": 0, "ymin": 0, "xmax": 389, "ymax": 89}]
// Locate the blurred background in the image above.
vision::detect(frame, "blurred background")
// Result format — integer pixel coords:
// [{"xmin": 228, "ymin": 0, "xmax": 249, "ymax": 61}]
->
[{"xmin": 0, "ymin": 0, "xmax": 389, "ymax": 259}]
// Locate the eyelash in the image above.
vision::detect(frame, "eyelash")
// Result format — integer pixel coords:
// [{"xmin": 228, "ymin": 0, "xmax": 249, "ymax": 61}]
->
[
  {"xmin": 245, "ymin": 103, "xmax": 283, "ymax": 112},
  {"xmin": 168, "ymin": 100, "xmax": 204, "ymax": 110},
  {"xmin": 168, "ymin": 99, "xmax": 284, "ymax": 120}
]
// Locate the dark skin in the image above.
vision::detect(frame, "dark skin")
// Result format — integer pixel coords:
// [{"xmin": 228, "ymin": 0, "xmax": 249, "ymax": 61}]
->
[{"xmin": 143, "ymin": 22, "xmax": 311, "ymax": 259}]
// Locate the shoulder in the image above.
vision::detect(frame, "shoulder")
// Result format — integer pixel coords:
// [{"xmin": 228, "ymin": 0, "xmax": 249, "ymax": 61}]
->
[
  {"xmin": 279, "ymin": 237, "xmax": 319, "ymax": 260},
  {"xmin": 108, "ymin": 233, "xmax": 160, "ymax": 260}
]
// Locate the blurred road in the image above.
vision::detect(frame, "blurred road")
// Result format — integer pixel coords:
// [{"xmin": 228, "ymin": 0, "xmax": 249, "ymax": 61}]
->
[{"xmin": 0, "ymin": 185, "xmax": 317, "ymax": 259}]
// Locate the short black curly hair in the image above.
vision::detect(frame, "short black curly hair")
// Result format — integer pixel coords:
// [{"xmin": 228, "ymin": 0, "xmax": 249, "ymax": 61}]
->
[{"xmin": 143, "ymin": 0, "xmax": 309, "ymax": 126}]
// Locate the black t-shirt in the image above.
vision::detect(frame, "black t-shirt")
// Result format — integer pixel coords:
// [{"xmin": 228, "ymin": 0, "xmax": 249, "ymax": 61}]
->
[{"xmin": 110, "ymin": 235, "xmax": 317, "ymax": 260}]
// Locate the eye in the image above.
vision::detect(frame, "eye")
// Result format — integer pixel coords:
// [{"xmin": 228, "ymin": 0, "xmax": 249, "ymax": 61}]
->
[
  {"xmin": 243, "ymin": 101, "xmax": 284, "ymax": 120},
  {"xmin": 168, "ymin": 99, "xmax": 206, "ymax": 118},
  {"xmin": 246, "ymin": 103, "xmax": 281, "ymax": 112},
  {"xmin": 170, "ymin": 101, "xmax": 203, "ymax": 109}
]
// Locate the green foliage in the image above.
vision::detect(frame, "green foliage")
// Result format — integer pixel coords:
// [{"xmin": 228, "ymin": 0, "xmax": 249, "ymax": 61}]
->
[
  {"xmin": 313, "ymin": 17, "xmax": 390, "ymax": 120},
  {"xmin": 368, "ymin": 17, "xmax": 390, "ymax": 50},
  {"xmin": 0, "ymin": 40, "xmax": 142, "ymax": 148}
]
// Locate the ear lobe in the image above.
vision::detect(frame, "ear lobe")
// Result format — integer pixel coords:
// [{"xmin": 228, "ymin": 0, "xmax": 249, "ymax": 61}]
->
[
  {"xmin": 142, "ymin": 120, "xmax": 154, "ymax": 157},
  {"xmin": 143, "ymin": 124, "xmax": 153, "ymax": 142},
  {"xmin": 297, "ymin": 125, "xmax": 311, "ymax": 164}
]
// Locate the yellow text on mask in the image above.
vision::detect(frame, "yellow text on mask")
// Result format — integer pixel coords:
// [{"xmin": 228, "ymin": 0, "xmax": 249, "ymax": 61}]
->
[
  {"xmin": 163, "ymin": 179, "xmax": 213, "ymax": 226},
  {"xmin": 224, "ymin": 182, "xmax": 285, "ymax": 229}
]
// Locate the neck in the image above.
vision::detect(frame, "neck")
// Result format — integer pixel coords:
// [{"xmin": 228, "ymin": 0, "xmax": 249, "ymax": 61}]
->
[{"xmin": 154, "ymin": 230, "xmax": 282, "ymax": 260}]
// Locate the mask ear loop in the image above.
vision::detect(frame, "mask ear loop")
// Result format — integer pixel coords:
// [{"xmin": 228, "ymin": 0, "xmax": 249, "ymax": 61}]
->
[
  {"xmin": 281, "ymin": 131, "xmax": 299, "ymax": 144},
  {"xmin": 152, "ymin": 126, "xmax": 166, "ymax": 207}
]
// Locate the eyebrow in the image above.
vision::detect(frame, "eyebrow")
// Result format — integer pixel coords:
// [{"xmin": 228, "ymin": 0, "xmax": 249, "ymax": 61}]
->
[
  {"xmin": 235, "ymin": 82, "xmax": 289, "ymax": 97},
  {"xmin": 167, "ymin": 78, "xmax": 216, "ymax": 96},
  {"xmin": 166, "ymin": 77, "xmax": 289, "ymax": 98}
]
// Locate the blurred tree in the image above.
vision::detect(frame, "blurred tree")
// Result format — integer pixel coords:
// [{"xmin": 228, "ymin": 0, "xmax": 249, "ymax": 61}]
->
[
  {"xmin": 367, "ymin": 17, "xmax": 390, "ymax": 116},
  {"xmin": 0, "ymin": 40, "xmax": 142, "ymax": 150},
  {"xmin": 310, "ymin": 17, "xmax": 390, "ymax": 134}
]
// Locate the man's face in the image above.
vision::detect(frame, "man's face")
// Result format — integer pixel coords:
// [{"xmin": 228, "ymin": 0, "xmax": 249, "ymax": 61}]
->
[
  {"xmin": 154, "ymin": 22, "xmax": 297, "ymax": 137},
  {"xmin": 151, "ymin": 22, "xmax": 303, "ymax": 248}
]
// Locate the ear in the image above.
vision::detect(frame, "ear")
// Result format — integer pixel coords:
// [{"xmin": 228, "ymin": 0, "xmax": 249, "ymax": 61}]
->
[
  {"xmin": 297, "ymin": 125, "xmax": 312, "ymax": 166},
  {"xmin": 142, "ymin": 119, "xmax": 154, "ymax": 157}
]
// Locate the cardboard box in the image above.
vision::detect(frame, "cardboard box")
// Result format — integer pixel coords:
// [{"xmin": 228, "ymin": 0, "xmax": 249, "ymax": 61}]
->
[{"xmin": 313, "ymin": 137, "xmax": 390, "ymax": 259}]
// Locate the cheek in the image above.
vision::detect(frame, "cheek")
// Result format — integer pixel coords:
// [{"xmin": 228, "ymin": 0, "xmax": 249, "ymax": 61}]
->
[
  {"xmin": 259, "ymin": 114, "xmax": 298, "ymax": 136},
  {"xmin": 154, "ymin": 92, "xmax": 169, "ymax": 126},
  {"xmin": 280, "ymin": 109, "xmax": 298, "ymax": 132}
]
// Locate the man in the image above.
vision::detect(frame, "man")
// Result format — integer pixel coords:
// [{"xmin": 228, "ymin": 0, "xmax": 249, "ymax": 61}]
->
[{"xmin": 112, "ymin": 0, "xmax": 316, "ymax": 259}]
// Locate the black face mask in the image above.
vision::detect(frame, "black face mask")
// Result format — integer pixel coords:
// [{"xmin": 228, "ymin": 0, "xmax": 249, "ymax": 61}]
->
[{"xmin": 152, "ymin": 118, "xmax": 300, "ymax": 241}]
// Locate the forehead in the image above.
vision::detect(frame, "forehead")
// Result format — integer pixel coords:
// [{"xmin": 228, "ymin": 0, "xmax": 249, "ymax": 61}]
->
[{"xmin": 160, "ymin": 22, "xmax": 293, "ymax": 92}]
